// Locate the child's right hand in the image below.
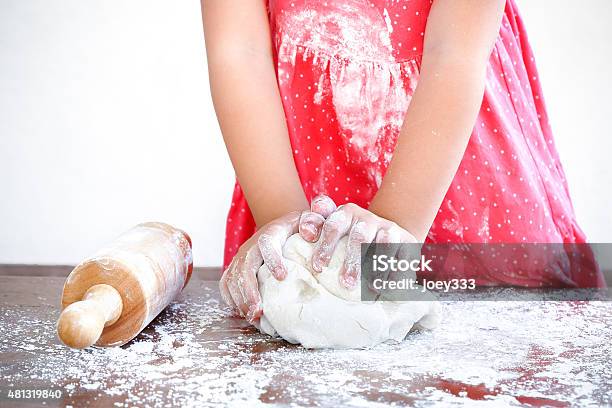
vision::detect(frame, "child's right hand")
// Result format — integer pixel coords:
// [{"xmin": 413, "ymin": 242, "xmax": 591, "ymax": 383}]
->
[{"xmin": 220, "ymin": 210, "xmax": 308, "ymax": 323}]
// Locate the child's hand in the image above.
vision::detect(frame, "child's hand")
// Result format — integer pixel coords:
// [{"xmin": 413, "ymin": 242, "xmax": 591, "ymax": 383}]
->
[
  {"xmin": 299, "ymin": 195, "xmax": 417, "ymax": 289},
  {"xmin": 220, "ymin": 211, "xmax": 302, "ymax": 322},
  {"xmin": 297, "ymin": 195, "xmax": 337, "ymax": 242}
]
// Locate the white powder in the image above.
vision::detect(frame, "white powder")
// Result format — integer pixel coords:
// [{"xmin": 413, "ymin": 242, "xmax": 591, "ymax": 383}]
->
[
  {"xmin": 1, "ymin": 280, "xmax": 610, "ymax": 406},
  {"xmin": 273, "ymin": 0, "xmax": 420, "ymax": 189}
]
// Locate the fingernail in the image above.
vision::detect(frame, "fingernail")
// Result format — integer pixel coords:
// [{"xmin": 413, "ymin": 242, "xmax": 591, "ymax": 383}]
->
[
  {"xmin": 312, "ymin": 195, "xmax": 325, "ymax": 206},
  {"xmin": 312, "ymin": 254, "xmax": 327, "ymax": 273},
  {"xmin": 312, "ymin": 258, "xmax": 321, "ymax": 273},
  {"xmin": 376, "ymin": 230, "xmax": 390, "ymax": 243},
  {"xmin": 247, "ymin": 304, "xmax": 262, "ymax": 322},
  {"xmin": 301, "ymin": 223, "xmax": 317, "ymax": 240},
  {"xmin": 342, "ymin": 273, "xmax": 358, "ymax": 289},
  {"xmin": 274, "ymin": 267, "xmax": 287, "ymax": 280}
]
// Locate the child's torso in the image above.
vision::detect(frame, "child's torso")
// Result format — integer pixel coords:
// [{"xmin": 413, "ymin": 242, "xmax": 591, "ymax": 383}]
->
[{"xmin": 223, "ymin": 0, "xmax": 604, "ymax": 287}]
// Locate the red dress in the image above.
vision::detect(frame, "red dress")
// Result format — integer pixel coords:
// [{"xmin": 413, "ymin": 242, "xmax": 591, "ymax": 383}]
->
[{"xmin": 223, "ymin": 0, "xmax": 604, "ymax": 287}]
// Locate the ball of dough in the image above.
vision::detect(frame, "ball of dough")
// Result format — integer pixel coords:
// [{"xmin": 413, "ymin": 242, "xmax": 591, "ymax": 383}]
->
[{"xmin": 256, "ymin": 234, "xmax": 439, "ymax": 349}]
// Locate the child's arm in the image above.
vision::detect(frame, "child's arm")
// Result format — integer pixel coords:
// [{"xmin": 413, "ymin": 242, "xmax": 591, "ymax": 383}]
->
[
  {"xmin": 302, "ymin": 0, "xmax": 506, "ymax": 286},
  {"xmin": 202, "ymin": 1, "xmax": 308, "ymax": 226},
  {"xmin": 369, "ymin": 0, "xmax": 506, "ymax": 240},
  {"xmin": 203, "ymin": 1, "xmax": 311, "ymax": 320}
]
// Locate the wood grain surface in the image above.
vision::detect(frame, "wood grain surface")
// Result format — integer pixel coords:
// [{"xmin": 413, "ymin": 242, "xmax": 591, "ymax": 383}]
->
[{"xmin": 0, "ymin": 270, "xmax": 610, "ymax": 407}]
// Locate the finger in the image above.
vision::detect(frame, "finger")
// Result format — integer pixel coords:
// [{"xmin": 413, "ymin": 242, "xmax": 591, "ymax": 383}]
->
[
  {"xmin": 311, "ymin": 194, "xmax": 337, "ymax": 218},
  {"xmin": 219, "ymin": 270, "xmax": 237, "ymax": 311},
  {"xmin": 342, "ymin": 221, "xmax": 377, "ymax": 289},
  {"xmin": 242, "ymin": 249, "xmax": 264, "ymax": 322},
  {"xmin": 393, "ymin": 225, "xmax": 420, "ymax": 264},
  {"xmin": 299, "ymin": 211, "xmax": 325, "ymax": 242},
  {"xmin": 258, "ymin": 231, "xmax": 287, "ymax": 280},
  {"xmin": 226, "ymin": 269, "xmax": 249, "ymax": 318},
  {"xmin": 220, "ymin": 256, "xmax": 240, "ymax": 311},
  {"xmin": 375, "ymin": 226, "xmax": 402, "ymax": 265},
  {"xmin": 368, "ymin": 227, "xmax": 401, "ymax": 294},
  {"xmin": 375, "ymin": 228, "xmax": 394, "ymax": 244},
  {"xmin": 258, "ymin": 215, "xmax": 299, "ymax": 280},
  {"xmin": 383, "ymin": 226, "xmax": 421, "ymax": 285},
  {"xmin": 312, "ymin": 209, "xmax": 352, "ymax": 272},
  {"xmin": 375, "ymin": 226, "xmax": 404, "ymax": 272}
]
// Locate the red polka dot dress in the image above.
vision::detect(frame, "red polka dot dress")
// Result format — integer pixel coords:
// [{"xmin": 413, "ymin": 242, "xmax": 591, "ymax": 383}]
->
[{"xmin": 223, "ymin": 0, "xmax": 605, "ymax": 287}]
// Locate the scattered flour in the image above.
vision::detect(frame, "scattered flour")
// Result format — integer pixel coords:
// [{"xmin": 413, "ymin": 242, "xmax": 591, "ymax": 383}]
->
[{"xmin": 1, "ymin": 279, "xmax": 610, "ymax": 407}]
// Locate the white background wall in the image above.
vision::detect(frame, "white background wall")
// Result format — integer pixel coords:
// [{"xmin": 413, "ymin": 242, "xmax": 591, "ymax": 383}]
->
[{"xmin": 0, "ymin": 0, "xmax": 611, "ymax": 267}]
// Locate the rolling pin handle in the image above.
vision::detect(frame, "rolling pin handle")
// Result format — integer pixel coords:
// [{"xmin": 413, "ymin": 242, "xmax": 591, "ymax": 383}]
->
[{"xmin": 57, "ymin": 284, "xmax": 123, "ymax": 349}]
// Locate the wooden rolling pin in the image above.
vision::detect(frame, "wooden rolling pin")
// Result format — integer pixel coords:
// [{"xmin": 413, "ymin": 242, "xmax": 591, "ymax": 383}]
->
[{"xmin": 57, "ymin": 222, "xmax": 193, "ymax": 349}]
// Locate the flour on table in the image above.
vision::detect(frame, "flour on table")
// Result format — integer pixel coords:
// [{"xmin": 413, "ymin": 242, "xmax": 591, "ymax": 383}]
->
[
  {"xmin": 4, "ymin": 277, "xmax": 611, "ymax": 406},
  {"xmin": 256, "ymin": 234, "xmax": 440, "ymax": 349}
]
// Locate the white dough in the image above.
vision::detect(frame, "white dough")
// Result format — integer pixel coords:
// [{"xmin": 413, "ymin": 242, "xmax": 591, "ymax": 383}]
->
[{"xmin": 256, "ymin": 234, "xmax": 440, "ymax": 349}]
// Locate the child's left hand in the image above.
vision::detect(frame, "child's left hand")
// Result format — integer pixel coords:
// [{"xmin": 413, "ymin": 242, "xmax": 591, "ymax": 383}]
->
[{"xmin": 298, "ymin": 195, "xmax": 417, "ymax": 289}]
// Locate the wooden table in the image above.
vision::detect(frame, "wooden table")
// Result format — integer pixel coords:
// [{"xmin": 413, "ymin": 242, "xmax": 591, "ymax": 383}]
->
[{"xmin": 0, "ymin": 271, "xmax": 610, "ymax": 407}]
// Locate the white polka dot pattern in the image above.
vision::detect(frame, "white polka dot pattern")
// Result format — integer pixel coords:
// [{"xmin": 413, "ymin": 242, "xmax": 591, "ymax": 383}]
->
[{"xmin": 222, "ymin": 0, "xmax": 601, "ymax": 287}]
